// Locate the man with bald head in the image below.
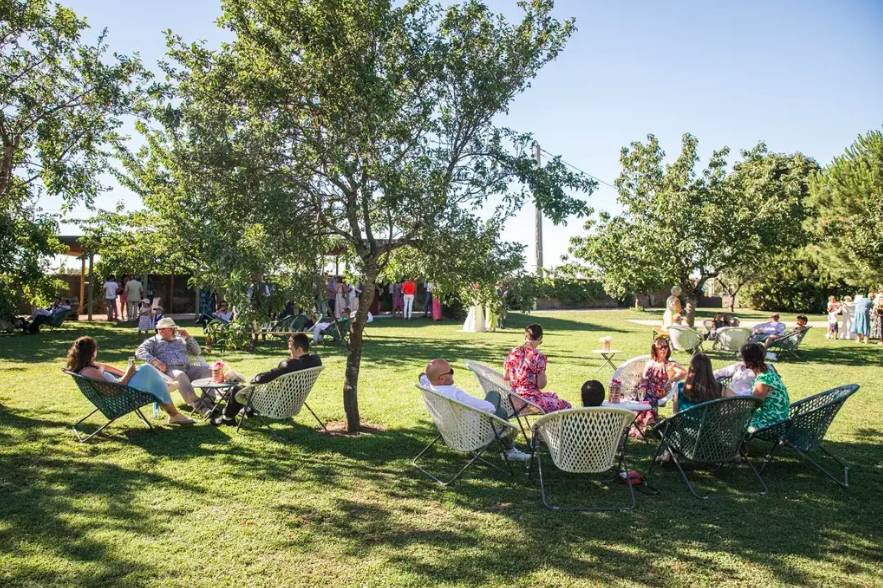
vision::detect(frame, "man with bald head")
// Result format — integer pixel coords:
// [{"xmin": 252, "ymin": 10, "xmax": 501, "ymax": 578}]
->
[{"xmin": 419, "ymin": 359, "xmax": 530, "ymax": 462}]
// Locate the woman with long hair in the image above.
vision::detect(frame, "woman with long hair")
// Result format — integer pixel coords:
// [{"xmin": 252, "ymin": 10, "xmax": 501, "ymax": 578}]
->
[
  {"xmin": 634, "ymin": 336, "xmax": 686, "ymax": 429},
  {"xmin": 503, "ymin": 323, "xmax": 571, "ymax": 413},
  {"xmin": 741, "ymin": 343, "xmax": 789, "ymax": 432},
  {"xmin": 66, "ymin": 336, "xmax": 193, "ymax": 425},
  {"xmin": 675, "ymin": 353, "xmax": 721, "ymax": 413}
]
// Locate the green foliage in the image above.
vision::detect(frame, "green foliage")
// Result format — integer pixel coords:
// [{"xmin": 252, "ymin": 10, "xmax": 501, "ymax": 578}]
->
[
  {"xmin": 807, "ymin": 128, "xmax": 883, "ymax": 287},
  {"xmin": 128, "ymin": 0, "xmax": 593, "ymax": 430},
  {"xmin": 741, "ymin": 252, "xmax": 851, "ymax": 313},
  {"xmin": 0, "ymin": 0, "xmax": 145, "ymax": 315},
  {"xmin": 504, "ymin": 274, "xmax": 611, "ymax": 310},
  {"xmin": 568, "ymin": 134, "xmax": 819, "ymax": 307}
]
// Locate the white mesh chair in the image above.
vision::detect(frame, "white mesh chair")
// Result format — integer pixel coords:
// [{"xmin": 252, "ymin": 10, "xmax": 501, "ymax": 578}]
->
[
  {"xmin": 610, "ymin": 355, "xmax": 675, "ymax": 408},
  {"xmin": 669, "ymin": 326, "xmax": 704, "ymax": 354},
  {"xmin": 713, "ymin": 327, "xmax": 751, "ymax": 356},
  {"xmin": 236, "ymin": 366, "xmax": 325, "ymax": 432},
  {"xmin": 464, "ymin": 360, "xmax": 544, "ymax": 439},
  {"xmin": 413, "ymin": 384, "xmax": 519, "ymax": 486},
  {"xmin": 532, "ymin": 408, "xmax": 637, "ymax": 511}
]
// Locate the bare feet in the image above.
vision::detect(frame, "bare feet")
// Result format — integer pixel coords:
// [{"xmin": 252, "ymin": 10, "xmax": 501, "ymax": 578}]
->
[{"xmin": 168, "ymin": 414, "xmax": 194, "ymax": 425}]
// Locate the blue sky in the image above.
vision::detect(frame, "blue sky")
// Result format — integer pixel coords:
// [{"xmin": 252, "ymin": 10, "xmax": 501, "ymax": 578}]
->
[{"xmin": 52, "ymin": 0, "xmax": 883, "ymax": 270}]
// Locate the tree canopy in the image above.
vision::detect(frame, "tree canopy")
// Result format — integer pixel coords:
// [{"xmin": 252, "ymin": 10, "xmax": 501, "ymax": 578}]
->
[
  {"xmin": 124, "ymin": 0, "xmax": 594, "ymax": 431},
  {"xmin": 568, "ymin": 133, "xmax": 819, "ymax": 323}
]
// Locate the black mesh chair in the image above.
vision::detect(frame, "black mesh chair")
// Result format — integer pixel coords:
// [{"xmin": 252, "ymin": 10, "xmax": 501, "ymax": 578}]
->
[
  {"xmin": 766, "ymin": 327, "xmax": 811, "ymax": 360},
  {"xmin": 749, "ymin": 384, "xmax": 859, "ymax": 488},
  {"xmin": 65, "ymin": 370, "xmax": 156, "ymax": 442},
  {"xmin": 647, "ymin": 397, "xmax": 765, "ymax": 499}
]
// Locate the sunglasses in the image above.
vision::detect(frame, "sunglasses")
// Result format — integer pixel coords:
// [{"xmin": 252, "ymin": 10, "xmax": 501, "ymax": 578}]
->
[{"xmin": 441, "ymin": 368, "xmax": 454, "ymax": 376}]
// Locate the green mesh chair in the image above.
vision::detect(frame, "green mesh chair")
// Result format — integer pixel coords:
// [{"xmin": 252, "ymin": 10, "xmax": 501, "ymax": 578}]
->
[
  {"xmin": 64, "ymin": 370, "xmax": 156, "ymax": 442},
  {"xmin": 766, "ymin": 327, "xmax": 811, "ymax": 360},
  {"xmin": 647, "ymin": 397, "xmax": 765, "ymax": 499},
  {"xmin": 322, "ymin": 316, "xmax": 350, "ymax": 346},
  {"xmin": 749, "ymin": 384, "xmax": 859, "ymax": 488}
]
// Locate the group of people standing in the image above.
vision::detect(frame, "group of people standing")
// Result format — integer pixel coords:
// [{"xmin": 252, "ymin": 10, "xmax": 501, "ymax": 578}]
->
[
  {"xmin": 101, "ymin": 275, "xmax": 150, "ymax": 322},
  {"xmin": 325, "ymin": 276, "xmax": 362, "ymax": 319},
  {"xmin": 826, "ymin": 293, "xmax": 883, "ymax": 344}
]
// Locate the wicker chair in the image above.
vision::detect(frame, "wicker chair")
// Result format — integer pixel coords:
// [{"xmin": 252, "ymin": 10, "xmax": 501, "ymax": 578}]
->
[
  {"xmin": 668, "ymin": 325, "xmax": 704, "ymax": 354},
  {"xmin": 610, "ymin": 355, "xmax": 675, "ymax": 407},
  {"xmin": 712, "ymin": 327, "xmax": 751, "ymax": 356},
  {"xmin": 413, "ymin": 384, "xmax": 519, "ymax": 486},
  {"xmin": 531, "ymin": 407, "xmax": 637, "ymax": 511},
  {"xmin": 236, "ymin": 366, "xmax": 325, "ymax": 432},
  {"xmin": 766, "ymin": 327, "xmax": 811, "ymax": 360},
  {"xmin": 749, "ymin": 384, "xmax": 859, "ymax": 488},
  {"xmin": 647, "ymin": 397, "xmax": 766, "ymax": 499},
  {"xmin": 464, "ymin": 360, "xmax": 544, "ymax": 439},
  {"xmin": 64, "ymin": 370, "xmax": 156, "ymax": 442}
]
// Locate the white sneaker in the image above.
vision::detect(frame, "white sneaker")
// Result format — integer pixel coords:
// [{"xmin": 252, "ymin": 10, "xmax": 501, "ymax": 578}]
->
[
  {"xmin": 503, "ymin": 447, "xmax": 531, "ymax": 462},
  {"xmin": 765, "ymin": 351, "xmax": 778, "ymax": 361}
]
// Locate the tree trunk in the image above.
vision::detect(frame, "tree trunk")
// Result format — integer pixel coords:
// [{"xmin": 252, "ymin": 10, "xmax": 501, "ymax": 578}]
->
[{"xmin": 342, "ymin": 263, "xmax": 378, "ymax": 432}]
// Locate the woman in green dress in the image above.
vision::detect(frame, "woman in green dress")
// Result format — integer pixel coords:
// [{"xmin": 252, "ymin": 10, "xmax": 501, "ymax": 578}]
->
[{"xmin": 742, "ymin": 343, "xmax": 790, "ymax": 432}]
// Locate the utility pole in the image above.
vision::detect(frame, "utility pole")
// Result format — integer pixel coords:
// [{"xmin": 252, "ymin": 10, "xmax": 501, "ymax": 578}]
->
[{"xmin": 533, "ymin": 141, "xmax": 543, "ymax": 277}]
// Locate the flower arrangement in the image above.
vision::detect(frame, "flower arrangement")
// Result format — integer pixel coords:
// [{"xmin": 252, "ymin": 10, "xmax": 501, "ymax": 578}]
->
[
  {"xmin": 212, "ymin": 360, "xmax": 226, "ymax": 383},
  {"xmin": 600, "ymin": 336, "xmax": 612, "ymax": 352}
]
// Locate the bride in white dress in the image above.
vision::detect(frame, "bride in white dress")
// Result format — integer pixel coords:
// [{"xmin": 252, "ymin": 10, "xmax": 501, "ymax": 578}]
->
[{"xmin": 463, "ymin": 304, "xmax": 486, "ymax": 333}]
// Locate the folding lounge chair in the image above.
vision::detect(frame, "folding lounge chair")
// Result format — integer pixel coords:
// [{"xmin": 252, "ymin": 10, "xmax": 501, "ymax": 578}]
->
[
  {"xmin": 464, "ymin": 360, "xmax": 544, "ymax": 439},
  {"xmin": 413, "ymin": 384, "xmax": 518, "ymax": 486},
  {"xmin": 647, "ymin": 397, "xmax": 766, "ymax": 499},
  {"xmin": 236, "ymin": 366, "xmax": 326, "ymax": 432},
  {"xmin": 531, "ymin": 407, "xmax": 637, "ymax": 511},
  {"xmin": 64, "ymin": 370, "xmax": 156, "ymax": 442},
  {"xmin": 766, "ymin": 328, "xmax": 811, "ymax": 360},
  {"xmin": 712, "ymin": 327, "xmax": 751, "ymax": 356},
  {"xmin": 748, "ymin": 384, "xmax": 859, "ymax": 488}
]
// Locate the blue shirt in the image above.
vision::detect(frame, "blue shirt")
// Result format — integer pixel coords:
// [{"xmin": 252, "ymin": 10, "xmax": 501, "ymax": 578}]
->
[{"xmin": 136, "ymin": 334, "xmax": 202, "ymax": 368}]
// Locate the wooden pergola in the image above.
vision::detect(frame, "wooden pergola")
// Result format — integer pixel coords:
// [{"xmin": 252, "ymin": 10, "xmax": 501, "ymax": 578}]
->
[{"xmin": 58, "ymin": 235, "xmax": 94, "ymax": 318}]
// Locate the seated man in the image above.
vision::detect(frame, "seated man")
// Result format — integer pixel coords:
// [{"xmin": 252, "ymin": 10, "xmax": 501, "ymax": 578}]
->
[
  {"xmin": 19, "ymin": 298, "xmax": 71, "ymax": 334},
  {"xmin": 762, "ymin": 315, "xmax": 809, "ymax": 348},
  {"xmin": 212, "ymin": 301, "xmax": 233, "ymax": 323},
  {"xmin": 749, "ymin": 313, "xmax": 785, "ymax": 343},
  {"xmin": 135, "ymin": 317, "xmax": 212, "ymax": 414},
  {"xmin": 419, "ymin": 359, "xmax": 530, "ymax": 462},
  {"xmin": 312, "ymin": 307, "xmax": 355, "ymax": 342},
  {"xmin": 211, "ymin": 333, "xmax": 321, "ymax": 426}
]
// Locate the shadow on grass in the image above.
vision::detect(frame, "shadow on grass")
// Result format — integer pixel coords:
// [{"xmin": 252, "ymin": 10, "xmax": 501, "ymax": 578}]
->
[{"xmin": 796, "ymin": 345, "xmax": 883, "ymax": 368}]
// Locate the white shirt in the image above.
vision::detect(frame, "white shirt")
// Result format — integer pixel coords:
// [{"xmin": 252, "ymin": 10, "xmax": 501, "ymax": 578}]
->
[
  {"xmin": 418, "ymin": 374, "xmax": 494, "ymax": 414},
  {"xmin": 714, "ymin": 363, "xmax": 756, "ymax": 396},
  {"xmin": 753, "ymin": 320, "xmax": 785, "ymax": 336},
  {"xmin": 103, "ymin": 280, "xmax": 119, "ymax": 299},
  {"xmin": 124, "ymin": 279, "xmax": 143, "ymax": 301}
]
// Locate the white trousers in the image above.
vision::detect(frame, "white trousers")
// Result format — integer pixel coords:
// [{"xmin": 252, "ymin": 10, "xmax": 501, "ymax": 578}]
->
[{"xmin": 403, "ymin": 294, "xmax": 415, "ymax": 319}]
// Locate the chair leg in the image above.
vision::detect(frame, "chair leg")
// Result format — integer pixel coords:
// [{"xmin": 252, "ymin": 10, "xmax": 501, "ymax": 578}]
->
[
  {"xmin": 303, "ymin": 402, "xmax": 328, "ymax": 433},
  {"xmin": 236, "ymin": 393, "xmax": 256, "ymax": 433},
  {"xmin": 792, "ymin": 443, "xmax": 849, "ymax": 488},
  {"xmin": 412, "ymin": 435, "xmax": 487, "ymax": 486},
  {"xmin": 668, "ymin": 451, "xmax": 709, "ymax": 500},
  {"xmin": 134, "ymin": 407, "xmax": 155, "ymax": 431},
  {"xmin": 537, "ymin": 450, "xmax": 635, "ymax": 512},
  {"xmin": 741, "ymin": 447, "xmax": 768, "ymax": 495},
  {"xmin": 73, "ymin": 410, "xmax": 116, "ymax": 443}
]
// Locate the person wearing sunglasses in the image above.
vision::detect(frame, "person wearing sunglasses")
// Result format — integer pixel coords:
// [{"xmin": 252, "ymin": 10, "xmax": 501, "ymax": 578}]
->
[
  {"xmin": 633, "ymin": 336, "xmax": 686, "ymax": 430},
  {"xmin": 419, "ymin": 359, "xmax": 530, "ymax": 462}
]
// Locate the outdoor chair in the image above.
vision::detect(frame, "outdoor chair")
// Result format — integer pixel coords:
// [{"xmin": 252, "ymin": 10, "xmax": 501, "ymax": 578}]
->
[
  {"xmin": 712, "ymin": 327, "xmax": 751, "ymax": 356},
  {"xmin": 64, "ymin": 369, "xmax": 156, "ymax": 442},
  {"xmin": 647, "ymin": 396, "xmax": 766, "ymax": 499},
  {"xmin": 766, "ymin": 327, "xmax": 811, "ymax": 360},
  {"xmin": 464, "ymin": 360, "xmax": 544, "ymax": 439},
  {"xmin": 413, "ymin": 384, "xmax": 518, "ymax": 486},
  {"xmin": 321, "ymin": 316, "xmax": 350, "ymax": 347},
  {"xmin": 531, "ymin": 407, "xmax": 637, "ymax": 511},
  {"xmin": 236, "ymin": 366, "xmax": 325, "ymax": 432},
  {"xmin": 610, "ymin": 355, "xmax": 675, "ymax": 407},
  {"xmin": 668, "ymin": 325, "xmax": 704, "ymax": 354},
  {"xmin": 748, "ymin": 384, "xmax": 859, "ymax": 488}
]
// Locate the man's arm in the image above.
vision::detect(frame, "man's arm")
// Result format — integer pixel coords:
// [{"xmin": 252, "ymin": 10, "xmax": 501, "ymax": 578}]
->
[
  {"xmin": 184, "ymin": 334, "xmax": 202, "ymax": 356},
  {"xmin": 135, "ymin": 337, "xmax": 157, "ymax": 363},
  {"xmin": 251, "ymin": 357, "xmax": 319, "ymax": 384},
  {"xmin": 714, "ymin": 364, "xmax": 738, "ymax": 379}
]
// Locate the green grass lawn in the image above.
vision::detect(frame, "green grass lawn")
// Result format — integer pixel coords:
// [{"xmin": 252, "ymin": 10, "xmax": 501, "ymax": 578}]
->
[{"xmin": 1, "ymin": 309, "xmax": 881, "ymax": 587}]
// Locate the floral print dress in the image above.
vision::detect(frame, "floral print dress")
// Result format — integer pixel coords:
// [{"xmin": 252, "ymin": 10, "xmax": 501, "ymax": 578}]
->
[
  {"xmin": 634, "ymin": 360, "xmax": 675, "ymax": 429},
  {"xmin": 503, "ymin": 346, "xmax": 571, "ymax": 413},
  {"xmin": 748, "ymin": 368, "xmax": 790, "ymax": 431}
]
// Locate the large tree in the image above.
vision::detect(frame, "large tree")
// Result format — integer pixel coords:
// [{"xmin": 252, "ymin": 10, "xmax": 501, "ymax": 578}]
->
[
  {"xmin": 126, "ymin": 0, "xmax": 594, "ymax": 432},
  {"xmin": 568, "ymin": 134, "xmax": 818, "ymax": 324},
  {"xmin": 0, "ymin": 0, "xmax": 145, "ymax": 314},
  {"xmin": 808, "ymin": 128, "xmax": 883, "ymax": 288}
]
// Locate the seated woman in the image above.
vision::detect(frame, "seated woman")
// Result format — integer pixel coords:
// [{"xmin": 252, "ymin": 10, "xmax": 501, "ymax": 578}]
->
[
  {"xmin": 714, "ymin": 343, "xmax": 758, "ymax": 397},
  {"xmin": 634, "ymin": 337, "xmax": 686, "ymax": 430},
  {"xmin": 212, "ymin": 301, "xmax": 234, "ymax": 323},
  {"xmin": 674, "ymin": 353, "xmax": 722, "ymax": 413},
  {"xmin": 503, "ymin": 323, "xmax": 571, "ymax": 413},
  {"xmin": 66, "ymin": 336, "xmax": 193, "ymax": 425},
  {"xmin": 741, "ymin": 343, "xmax": 790, "ymax": 433}
]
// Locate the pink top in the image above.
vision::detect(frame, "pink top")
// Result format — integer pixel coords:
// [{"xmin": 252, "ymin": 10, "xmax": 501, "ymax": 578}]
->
[{"xmin": 504, "ymin": 345, "xmax": 546, "ymax": 395}]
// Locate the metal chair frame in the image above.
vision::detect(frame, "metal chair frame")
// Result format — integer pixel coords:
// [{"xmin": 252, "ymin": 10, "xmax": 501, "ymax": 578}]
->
[
  {"xmin": 64, "ymin": 370, "xmax": 156, "ymax": 442},
  {"xmin": 748, "ymin": 384, "xmax": 859, "ymax": 488},
  {"xmin": 647, "ymin": 397, "xmax": 767, "ymax": 499},
  {"xmin": 464, "ymin": 360, "xmax": 544, "ymax": 440},
  {"xmin": 236, "ymin": 366, "xmax": 326, "ymax": 433},
  {"xmin": 766, "ymin": 327, "xmax": 811, "ymax": 360}
]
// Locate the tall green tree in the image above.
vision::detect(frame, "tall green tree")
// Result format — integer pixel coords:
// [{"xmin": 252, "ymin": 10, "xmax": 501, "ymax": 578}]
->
[
  {"xmin": 568, "ymin": 134, "xmax": 818, "ymax": 324},
  {"xmin": 0, "ymin": 0, "xmax": 145, "ymax": 314},
  {"xmin": 808, "ymin": 128, "xmax": 883, "ymax": 287},
  {"xmin": 127, "ymin": 0, "xmax": 593, "ymax": 431}
]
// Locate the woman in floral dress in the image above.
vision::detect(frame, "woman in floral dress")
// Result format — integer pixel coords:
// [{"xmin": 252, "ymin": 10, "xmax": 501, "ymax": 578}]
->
[
  {"xmin": 503, "ymin": 324, "xmax": 571, "ymax": 413},
  {"xmin": 634, "ymin": 337, "xmax": 686, "ymax": 430},
  {"xmin": 742, "ymin": 343, "xmax": 790, "ymax": 432}
]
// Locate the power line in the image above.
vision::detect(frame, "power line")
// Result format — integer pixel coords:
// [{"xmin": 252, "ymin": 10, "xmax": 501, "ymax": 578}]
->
[{"xmin": 539, "ymin": 147, "xmax": 618, "ymax": 190}]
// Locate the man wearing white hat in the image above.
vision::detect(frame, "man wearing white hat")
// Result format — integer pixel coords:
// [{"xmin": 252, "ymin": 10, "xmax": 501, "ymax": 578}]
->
[{"xmin": 135, "ymin": 317, "xmax": 213, "ymax": 414}]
